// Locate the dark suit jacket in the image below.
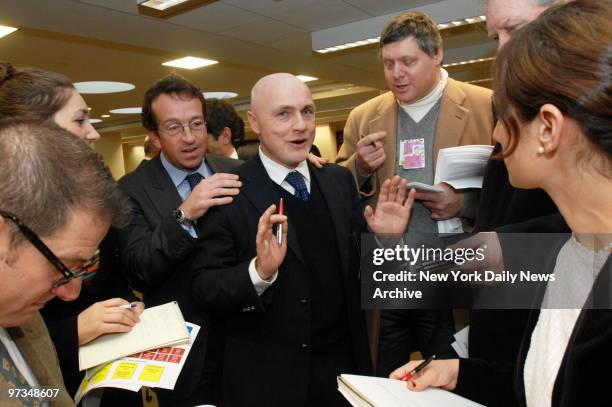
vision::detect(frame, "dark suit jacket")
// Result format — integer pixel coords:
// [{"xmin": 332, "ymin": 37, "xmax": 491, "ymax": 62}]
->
[
  {"xmin": 117, "ymin": 153, "xmax": 242, "ymax": 405},
  {"xmin": 514, "ymin": 254, "xmax": 612, "ymax": 407},
  {"xmin": 456, "ymin": 238, "xmax": 612, "ymax": 407},
  {"xmin": 192, "ymin": 155, "xmax": 372, "ymax": 406}
]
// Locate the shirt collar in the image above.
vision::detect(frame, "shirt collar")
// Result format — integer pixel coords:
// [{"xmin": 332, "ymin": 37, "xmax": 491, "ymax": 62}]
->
[
  {"xmin": 258, "ymin": 146, "xmax": 310, "ymax": 187},
  {"xmin": 398, "ymin": 68, "xmax": 448, "ymax": 109},
  {"xmin": 230, "ymin": 148, "xmax": 239, "ymax": 160},
  {"xmin": 160, "ymin": 152, "xmax": 211, "ymax": 187}
]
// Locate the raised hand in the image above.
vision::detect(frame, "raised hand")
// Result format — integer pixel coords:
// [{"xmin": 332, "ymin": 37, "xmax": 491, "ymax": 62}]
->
[
  {"xmin": 255, "ymin": 204, "xmax": 288, "ymax": 281},
  {"xmin": 179, "ymin": 173, "xmax": 242, "ymax": 220},
  {"xmin": 365, "ymin": 175, "xmax": 415, "ymax": 235}
]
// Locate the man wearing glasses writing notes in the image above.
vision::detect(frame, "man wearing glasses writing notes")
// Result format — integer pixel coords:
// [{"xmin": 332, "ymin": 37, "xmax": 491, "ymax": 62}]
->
[
  {"xmin": 116, "ymin": 74, "xmax": 243, "ymax": 406},
  {"xmin": 0, "ymin": 122, "xmax": 131, "ymax": 407}
]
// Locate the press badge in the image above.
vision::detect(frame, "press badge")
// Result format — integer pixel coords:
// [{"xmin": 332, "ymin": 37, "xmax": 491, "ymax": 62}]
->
[{"xmin": 399, "ymin": 138, "xmax": 425, "ymax": 169}]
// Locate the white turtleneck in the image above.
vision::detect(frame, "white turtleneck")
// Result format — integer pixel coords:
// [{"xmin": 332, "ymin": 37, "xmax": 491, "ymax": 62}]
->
[{"xmin": 398, "ymin": 68, "xmax": 448, "ymax": 123}]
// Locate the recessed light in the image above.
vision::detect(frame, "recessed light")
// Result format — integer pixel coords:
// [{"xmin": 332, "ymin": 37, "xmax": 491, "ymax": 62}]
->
[
  {"xmin": 109, "ymin": 107, "xmax": 142, "ymax": 114},
  {"xmin": 139, "ymin": 0, "xmax": 192, "ymax": 11},
  {"xmin": 0, "ymin": 25, "xmax": 18, "ymax": 39},
  {"xmin": 74, "ymin": 81, "xmax": 135, "ymax": 94},
  {"xmin": 203, "ymin": 92, "xmax": 238, "ymax": 100},
  {"xmin": 89, "ymin": 119, "xmax": 102, "ymax": 124},
  {"xmin": 297, "ymin": 75, "xmax": 318, "ymax": 83},
  {"xmin": 101, "ymin": 114, "xmax": 110, "ymax": 118},
  {"xmin": 162, "ymin": 56, "xmax": 218, "ymax": 70}
]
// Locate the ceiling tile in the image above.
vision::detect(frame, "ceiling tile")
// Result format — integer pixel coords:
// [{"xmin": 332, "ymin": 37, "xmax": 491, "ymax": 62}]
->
[
  {"xmin": 218, "ymin": 17, "xmax": 305, "ymax": 44},
  {"xmin": 267, "ymin": 33, "xmax": 314, "ymax": 55},
  {"xmin": 76, "ymin": 0, "xmax": 139, "ymax": 14},
  {"xmin": 274, "ymin": 0, "xmax": 370, "ymax": 31},
  {"xmin": 342, "ymin": 0, "xmax": 441, "ymax": 16},
  {"xmin": 221, "ymin": 0, "xmax": 333, "ymax": 17},
  {"xmin": 169, "ymin": 2, "xmax": 260, "ymax": 33}
]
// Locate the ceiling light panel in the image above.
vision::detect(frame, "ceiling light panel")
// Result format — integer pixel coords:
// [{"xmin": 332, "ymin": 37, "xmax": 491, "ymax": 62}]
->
[
  {"xmin": 109, "ymin": 107, "xmax": 142, "ymax": 114},
  {"xmin": 297, "ymin": 75, "xmax": 318, "ymax": 82},
  {"xmin": 312, "ymin": 0, "xmax": 484, "ymax": 54},
  {"xmin": 74, "ymin": 81, "xmax": 135, "ymax": 94},
  {"xmin": 139, "ymin": 0, "xmax": 192, "ymax": 11},
  {"xmin": 0, "ymin": 25, "xmax": 18, "ymax": 38},
  {"xmin": 162, "ymin": 56, "xmax": 218, "ymax": 69},
  {"xmin": 203, "ymin": 92, "xmax": 238, "ymax": 99}
]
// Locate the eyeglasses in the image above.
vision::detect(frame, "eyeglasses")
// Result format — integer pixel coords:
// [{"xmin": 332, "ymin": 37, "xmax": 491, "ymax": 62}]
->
[
  {"xmin": 160, "ymin": 118, "xmax": 206, "ymax": 137},
  {"xmin": 0, "ymin": 210, "xmax": 100, "ymax": 288}
]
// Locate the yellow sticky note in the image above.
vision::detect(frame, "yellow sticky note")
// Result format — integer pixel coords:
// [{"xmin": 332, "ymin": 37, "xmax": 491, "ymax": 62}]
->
[
  {"xmin": 139, "ymin": 365, "xmax": 164, "ymax": 382},
  {"xmin": 91, "ymin": 364, "xmax": 112, "ymax": 384},
  {"xmin": 112, "ymin": 362, "xmax": 138, "ymax": 380},
  {"xmin": 78, "ymin": 376, "xmax": 89, "ymax": 396}
]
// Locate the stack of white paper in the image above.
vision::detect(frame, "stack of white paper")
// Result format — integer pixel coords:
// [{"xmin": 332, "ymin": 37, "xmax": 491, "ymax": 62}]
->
[
  {"xmin": 338, "ymin": 374, "xmax": 486, "ymax": 407},
  {"xmin": 79, "ymin": 301, "xmax": 189, "ymax": 371},
  {"xmin": 434, "ymin": 145, "xmax": 494, "ymax": 234}
]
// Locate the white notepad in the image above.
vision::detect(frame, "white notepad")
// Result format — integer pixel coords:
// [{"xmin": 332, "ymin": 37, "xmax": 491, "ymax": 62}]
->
[
  {"xmin": 338, "ymin": 374, "xmax": 486, "ymax": 407},
  {"xmin": 78, "ymin": 301, "xmax": 189, "ymax": 371}
]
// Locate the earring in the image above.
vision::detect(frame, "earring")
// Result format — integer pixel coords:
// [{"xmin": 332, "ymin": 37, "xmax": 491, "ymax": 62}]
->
[{"xmin": 537, "ymin": 146, "xmax": 545, "ymax": 155}]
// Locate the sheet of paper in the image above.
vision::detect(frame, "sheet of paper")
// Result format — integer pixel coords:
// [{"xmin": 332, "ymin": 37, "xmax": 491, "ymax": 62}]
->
[
  {"xmin": 433, "ymin": 145, "xmax": 494, "ymax": 234},
  {"xmin": 407, "ymin": 182, "xmax": 444, "ymax": 193},
  {"xmin": 338, "ymin": 374, "xmax": 486, "ymax": 407},
  {"xmin": 79, "ymin": 301, "xmax": 189, "ymax": 371},
  {"xmin": 451, "ymin": 325, "xmax": 470, "ymax": 358},
  {"xmin": 75, "ymin": 322, "xmax": 200, "ymax": 405}
]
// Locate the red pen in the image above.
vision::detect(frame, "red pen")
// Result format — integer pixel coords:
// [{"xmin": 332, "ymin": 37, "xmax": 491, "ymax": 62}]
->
[
  {"xmin": 402, "ymin": 354, "xmax": 435, "ymax": 381},
  {"xmin": 277, "ymin": 198, "xmax": 284, "ymax": 246}
]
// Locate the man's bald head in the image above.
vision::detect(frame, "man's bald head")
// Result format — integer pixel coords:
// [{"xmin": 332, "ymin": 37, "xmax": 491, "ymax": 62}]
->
[
  {"xmin": 250, "ymin": 73, "xmax": 311, "ymax": 115},
  {"xmin": 247, "ymin": 73, "xmax": 316, "ymax": 169}
]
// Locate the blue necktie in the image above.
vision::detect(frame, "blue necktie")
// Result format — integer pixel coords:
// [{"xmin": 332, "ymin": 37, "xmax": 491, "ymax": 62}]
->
[
  {"xmin": 185, "ymin": 173, "xmax": 203, "ymax": 191},
  {"xmin": 285, "ymin": 171, "xmax": 309, "ymax": 202}
]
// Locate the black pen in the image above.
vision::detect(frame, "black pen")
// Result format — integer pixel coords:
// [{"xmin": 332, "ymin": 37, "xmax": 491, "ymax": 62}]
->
[{"xmin": 402, "ymin": 354, "xmax": 435, "ymax": 381}]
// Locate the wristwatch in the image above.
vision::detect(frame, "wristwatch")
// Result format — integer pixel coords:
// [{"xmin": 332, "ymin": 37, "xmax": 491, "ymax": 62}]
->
[{"xmin": 172, "ymin": 208, "xmax": 193, "ymax": 226}]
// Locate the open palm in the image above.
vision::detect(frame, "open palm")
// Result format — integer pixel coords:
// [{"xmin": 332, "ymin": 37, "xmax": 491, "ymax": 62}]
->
[{"xmin": 365, "ymin": 176, "xmax": 415, "ymax": 235}]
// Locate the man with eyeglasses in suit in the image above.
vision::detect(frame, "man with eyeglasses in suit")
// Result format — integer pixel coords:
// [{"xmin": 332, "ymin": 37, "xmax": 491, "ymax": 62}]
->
[
  {"xmin": 116, "ymin": 74, "xmax": 243, "ymax": 406},
  {"xmin": 0, "ymin": 122, "xmax": 131, "ymax": 407}
]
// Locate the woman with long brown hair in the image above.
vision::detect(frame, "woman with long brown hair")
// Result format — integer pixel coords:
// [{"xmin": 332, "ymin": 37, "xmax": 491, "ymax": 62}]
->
[{"xmin": 391, "ymin": 1, "xmax": 611, "ymax": 405}]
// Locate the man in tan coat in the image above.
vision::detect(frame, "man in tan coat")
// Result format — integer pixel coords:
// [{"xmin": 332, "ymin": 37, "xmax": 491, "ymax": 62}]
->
[
  {"xmin": 0, "ymin": 123, "xmax": 130, "ymax": 406},
  {"xmin": 336, "ymin": 11, "xmax": 494, "ymax": 375},
  {"xmin": 337, "ymin": 11, "xmax": 493, "ymax": 225}
]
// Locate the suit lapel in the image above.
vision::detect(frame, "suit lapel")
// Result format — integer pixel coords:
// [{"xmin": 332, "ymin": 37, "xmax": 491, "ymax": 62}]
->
[
  {"xmin": 144, "ymin": 156, "xmax": 184, "ymax": 218},
  {"xmin": 238, "ymin": 155, "xmax": 306, "ymax": 265},
  {"xmin": 369, "ymin": 93, "xmax": 399, "ymax": 192},
  {"xmin": 8, "ymin": 313, "xmax": 72, "ymax": 405},
  {"xmin": 433, "ymin": 78, "xmax": 469, "ymax": 168},
  {"xmin": 310, "ymin": 165, "xmax": 350, "ymax": 278}
]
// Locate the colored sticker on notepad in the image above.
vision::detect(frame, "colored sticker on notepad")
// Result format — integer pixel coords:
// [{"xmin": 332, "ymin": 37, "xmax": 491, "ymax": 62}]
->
[
  {"xmin": 399, "ymin": 138, "xmax": 425, "ymax": 169},
  {"xmin": 91, "ymin": 363, "xmax": 112, "ymax": 384},
  {"xmin": 78, "ymin": 376, "xmax": 89, "ymax": 396},
  {"xmin": 139, "ymin": 365, "xmax": 164, "ymax": 382},
  {"xmin": 111, "ymin": 362, "xmax": 138, "ymax": 380}
]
